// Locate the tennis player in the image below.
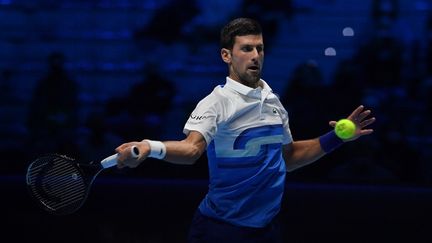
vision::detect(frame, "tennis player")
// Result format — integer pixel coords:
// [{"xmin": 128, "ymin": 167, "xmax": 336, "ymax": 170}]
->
[{"xmin": 115, "ymin": 18, "xmax": 376, "ymax": 243}]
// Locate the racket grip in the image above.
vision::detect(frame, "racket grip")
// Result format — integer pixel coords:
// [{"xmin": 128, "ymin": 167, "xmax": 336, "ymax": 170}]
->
[
  {"xmin": 101, "ymin": 154, "xmax": 118, "ymax": 168},
  {"xmin": 101, "ymin": 146, "xmax": 140, "ymax": 169}
]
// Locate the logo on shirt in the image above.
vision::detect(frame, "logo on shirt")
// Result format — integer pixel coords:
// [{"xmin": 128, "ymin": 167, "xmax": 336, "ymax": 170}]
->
[
  {"xmin": 190, "ymin": 114, "xmax": 208, "ymax": 120},
  {"xmin": 272, "ymin": 108, "xmax": 279, "ymax": 115},
  {"xmin": 208, "ymin": 124, "xmax": 284, "ymax": 168}
]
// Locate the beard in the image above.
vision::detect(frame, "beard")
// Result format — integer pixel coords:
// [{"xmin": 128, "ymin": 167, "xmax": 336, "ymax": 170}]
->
[{"xmin": 239, "ymin": 69, "xmax": 261, "ymax": 87}]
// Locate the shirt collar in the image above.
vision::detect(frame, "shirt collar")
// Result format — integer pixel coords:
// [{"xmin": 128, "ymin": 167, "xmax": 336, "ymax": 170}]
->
[{"xmin": 225, "ymin": 77, "xmax": 273, "ymax": 97}]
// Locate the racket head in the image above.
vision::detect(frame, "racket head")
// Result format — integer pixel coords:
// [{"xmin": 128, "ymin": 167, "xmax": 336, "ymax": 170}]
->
[{"xmin": 26, "ymin": 154, "xmax": 96, "ymax": 215}]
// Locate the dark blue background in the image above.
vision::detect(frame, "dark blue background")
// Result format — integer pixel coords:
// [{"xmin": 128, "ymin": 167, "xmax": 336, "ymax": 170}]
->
[{"xmin": 1, "ymin": 0, "xmax": 432, "ymax": 242}]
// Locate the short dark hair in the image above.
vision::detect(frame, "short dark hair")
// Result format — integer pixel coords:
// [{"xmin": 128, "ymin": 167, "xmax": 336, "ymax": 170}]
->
[{"xmin": 220, "ymin": 18, "xmax": 262, "ymax": 50}]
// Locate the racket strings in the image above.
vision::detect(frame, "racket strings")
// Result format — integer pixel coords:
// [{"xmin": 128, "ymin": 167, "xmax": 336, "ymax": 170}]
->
[{"xmin": 27, "ymin": 155, "xmax": 88, "ymax": 214}]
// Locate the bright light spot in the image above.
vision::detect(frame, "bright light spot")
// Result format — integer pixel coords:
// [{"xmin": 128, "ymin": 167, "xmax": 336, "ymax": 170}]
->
[
  {"xmin": 324, "ymin": 47, "xmax": 337, "ymax": 56},
  {"xmin": 342, "ymin": 27, "xmax": 355, "ymax": 37}
]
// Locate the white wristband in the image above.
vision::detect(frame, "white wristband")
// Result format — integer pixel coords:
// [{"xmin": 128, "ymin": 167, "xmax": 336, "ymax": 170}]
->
[{"xmin": 143, "ymin": 139, "xmax": 166, "ymax": 159}]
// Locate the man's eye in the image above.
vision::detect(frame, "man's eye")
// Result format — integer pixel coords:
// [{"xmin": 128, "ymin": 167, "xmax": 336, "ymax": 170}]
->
[{"xmin": 242, "ymin": 47, "xmax": 253, "ymax": 52}]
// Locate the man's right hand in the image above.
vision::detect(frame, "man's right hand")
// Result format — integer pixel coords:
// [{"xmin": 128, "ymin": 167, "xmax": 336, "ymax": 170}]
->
[{"xmin": 115, "ymin": 141, "xmax": 150, "ymax": 168}]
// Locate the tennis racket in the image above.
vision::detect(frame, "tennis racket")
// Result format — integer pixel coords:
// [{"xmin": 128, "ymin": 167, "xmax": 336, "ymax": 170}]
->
[{"xmin": 26, "ymin": 146, "xmax": 139, "ymax": 215}]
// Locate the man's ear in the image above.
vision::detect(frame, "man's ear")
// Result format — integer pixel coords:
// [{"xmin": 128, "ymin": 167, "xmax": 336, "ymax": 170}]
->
[{"xmin": 221, "ymin": 48, "xmax": 231, "ymax": 64}]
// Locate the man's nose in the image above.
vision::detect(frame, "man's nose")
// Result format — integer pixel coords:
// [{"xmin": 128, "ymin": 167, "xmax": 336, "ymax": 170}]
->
[{"xmin": 251, "ymin": 48, "xmax": 259, "ymax": 60}]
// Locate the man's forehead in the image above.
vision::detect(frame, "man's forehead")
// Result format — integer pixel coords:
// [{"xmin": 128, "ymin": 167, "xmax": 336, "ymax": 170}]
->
[{"xmin": 234, "ymin": 35, "xmax": 263, "ymax": 46}]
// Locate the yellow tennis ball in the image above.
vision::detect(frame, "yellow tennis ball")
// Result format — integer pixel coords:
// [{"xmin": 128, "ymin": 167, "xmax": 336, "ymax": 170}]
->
[{"xmin": 335, "ymin": 119, "xmax": 356, "ymax": 139}]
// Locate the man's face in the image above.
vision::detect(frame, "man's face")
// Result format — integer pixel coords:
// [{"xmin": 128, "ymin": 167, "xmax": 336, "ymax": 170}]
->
[{"xmin": 221, "ymin": 34, "xmax": 264, "ymax": 88}]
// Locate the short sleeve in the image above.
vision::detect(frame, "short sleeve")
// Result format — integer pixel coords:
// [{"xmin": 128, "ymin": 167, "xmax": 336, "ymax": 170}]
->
[
  {"xmin": 279, "ymin": 105, "xmax": 293, "ymax": 144},
  {"xmin": 183, "ymin": 96, "xmax": 219, "ymax": 146}
]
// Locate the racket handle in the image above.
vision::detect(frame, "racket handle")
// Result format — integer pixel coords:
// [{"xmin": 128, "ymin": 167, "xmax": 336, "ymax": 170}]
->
[{"xmin": 101, "ymin": 145, "xmax": 140, "ymax": 169}]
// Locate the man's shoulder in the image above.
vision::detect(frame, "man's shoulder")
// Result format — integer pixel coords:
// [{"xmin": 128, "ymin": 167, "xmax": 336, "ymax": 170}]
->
[
  {"xmin": 193, "ymin": 85, "xmax": 235, "ymax": 116},
  {"xmin": 200, "ymin": 84, "xmax": 232, "ymax": 102}
]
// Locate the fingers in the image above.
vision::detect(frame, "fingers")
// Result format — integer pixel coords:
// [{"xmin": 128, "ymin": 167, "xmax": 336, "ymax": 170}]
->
[
  {"xmin": 117, "ymin": 161, "xmax": 126, "ymax": 169},
  {"xmin": 347, "ymin": 105, "xmax": 376, "ymax": 127},
  {"xmin": 358, "ymin": 128, "xmax": 374, "ymax": 136},
  {"xmin": 348, "ymin": 105, "xmax": 365, "ymax": 120},
  {"xmin": 116, "ymin": 152, "xmax": 127, "ymax": 169},
  {"xmin": 357, "ymin": 109, "xmax": 372, "ymax": 121},
  {"xmin": 117, "ymin": 156, "xmax": 139, "ymax": 169},
  {"xmin": 115, "ymin": 142, "xmax": 133, "ymax": 153},
  {"xmin": 359, "ymin": 117, "xmax": 376, "ymax": 128},
  {"xmin": 115, "ymin": 142, "xmax": 142, "ymax": 169}
]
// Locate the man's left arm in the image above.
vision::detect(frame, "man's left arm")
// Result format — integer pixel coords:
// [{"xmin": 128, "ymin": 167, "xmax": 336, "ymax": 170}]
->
[
  {"xmin": 282, "ymin": 139, "xmax": 325, "ymax": 172},
  {"xmin": 283, "ymin": 105, "xmax": 376, "ymax": 172}
]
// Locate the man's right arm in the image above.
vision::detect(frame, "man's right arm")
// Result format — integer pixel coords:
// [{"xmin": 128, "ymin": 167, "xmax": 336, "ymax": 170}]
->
[
  {"xmin": 115, "ymin": 131, "xmax": 207, "ymax": 168},
  {"xmin": 163, "ymin": 131, "xmax": 207, "ymax": 164}
]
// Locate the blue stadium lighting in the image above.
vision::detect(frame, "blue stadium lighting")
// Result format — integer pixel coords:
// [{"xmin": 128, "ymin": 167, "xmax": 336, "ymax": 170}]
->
[{"xmin": 342, "ymin": 27, "xmax": 355, "ymax": 37}]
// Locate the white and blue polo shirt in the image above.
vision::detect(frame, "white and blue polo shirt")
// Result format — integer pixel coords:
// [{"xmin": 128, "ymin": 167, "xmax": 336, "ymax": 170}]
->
[{"xmin": 184, "ymin": 77, "xmax": 293, "ymax": 228}]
